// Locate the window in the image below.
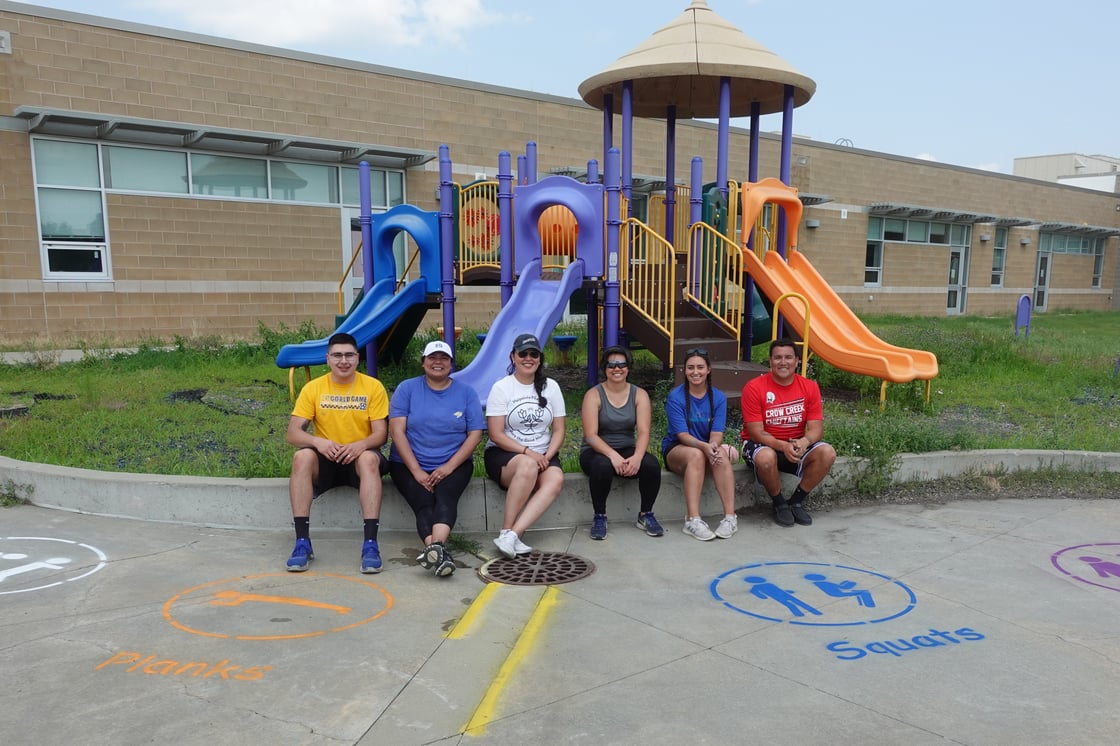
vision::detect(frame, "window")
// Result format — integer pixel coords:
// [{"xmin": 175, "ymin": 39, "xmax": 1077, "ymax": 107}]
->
[
  {"xmin": 883, "ymin": 218, "xmax": 905, "ymax": 241},
  {"xmin": 929, "ymin": 222, "xmax": 950, "ymax": 245},
  {"xmin": 864, "ymin": 240, "xmax": 882, "ymax": 286},
  {"xmin": 991, "ymin": 227, "xmax": 1007, "ymax": 287},
  {"xmin": 32, "ymin": 135, "xmax": 407, "ymax": 281},
  {"xmin": 104, "ymin": 146, "xmax": 188, "ymax": 193},
  {"xmin": 906, "ymin": 221, "xmax": 929, "ymax": 242},
  {"xmin": 190, "ymin": 154, "xmax": 268, "ymax": 198},
  {"xmin": 33, "ymin": 140, "xmax": 108, "ymax": 279},
  {"xmin": 1092, "ymin": 238, "xmax": 1105, "ymax": 287}
]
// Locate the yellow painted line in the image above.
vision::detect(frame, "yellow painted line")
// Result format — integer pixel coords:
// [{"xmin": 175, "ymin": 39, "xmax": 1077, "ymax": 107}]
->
[
  {"xmin": 446, "ymin": 581, "xmax": 500, "ymax": 640},
  {"xmin": 461, "ymin": 586, "xmax": 560, "ymax": 736}
]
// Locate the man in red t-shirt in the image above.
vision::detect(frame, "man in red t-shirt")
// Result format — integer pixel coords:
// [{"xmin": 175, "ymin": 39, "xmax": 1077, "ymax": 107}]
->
[{"xmin": 741, "ymin": 338, "xmax": 837, "ymax": 527}]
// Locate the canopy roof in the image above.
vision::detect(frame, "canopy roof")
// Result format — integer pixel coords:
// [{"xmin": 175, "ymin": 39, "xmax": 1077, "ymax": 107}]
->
[{"xmin": 578, "ymin": 0, "xmax": 815, "ymax": 119}]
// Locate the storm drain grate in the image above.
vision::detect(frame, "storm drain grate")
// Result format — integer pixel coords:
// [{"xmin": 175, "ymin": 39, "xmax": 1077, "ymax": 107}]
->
[{"xmin": 479, "ymin": 551, "xmax": 595, "ymax": 586}]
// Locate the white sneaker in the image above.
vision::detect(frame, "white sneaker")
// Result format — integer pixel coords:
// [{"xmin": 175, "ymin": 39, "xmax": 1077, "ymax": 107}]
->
[
  {"xmin": 493, "ymin": 529, "xmax": 518, "ymax": 559},
  {"xmin": 715, "ymin": 514, "xmax": 738, "ymax": 539},
  {"xmin": 683, "ymin": 517, "xmax": 715, "ymax": 541},
  {"xmin": 513, "ymin": 535, "xmax": 533, "ymax": 555}
]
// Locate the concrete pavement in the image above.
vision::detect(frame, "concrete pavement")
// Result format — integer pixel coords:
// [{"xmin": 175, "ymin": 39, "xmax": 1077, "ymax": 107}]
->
[{"xmin": 3, "ymin": 493, "xmax": 1120, "ymax": 745}]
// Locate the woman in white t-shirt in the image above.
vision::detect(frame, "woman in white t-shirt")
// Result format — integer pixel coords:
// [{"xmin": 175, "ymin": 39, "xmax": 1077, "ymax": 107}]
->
[{"xmin": 484, "ymin": 333, "xmax": 566, "ymax": 559}]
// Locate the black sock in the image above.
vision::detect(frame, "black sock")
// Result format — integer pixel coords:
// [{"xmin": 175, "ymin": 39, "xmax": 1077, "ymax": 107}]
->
[
  {"xmin": 294, "ymin": 517, "xmax": 310, "ymax": 540},
  {"xmin": 363, "ymin": 519, "xmax": 380, "ymax": 542},
  {"xmin": 770, "ymin": 493, "xmax": 785, "ymax": 506},
  {"xmin": 790, "ymin": 486, "xmax": 809, "ymax": 505}
]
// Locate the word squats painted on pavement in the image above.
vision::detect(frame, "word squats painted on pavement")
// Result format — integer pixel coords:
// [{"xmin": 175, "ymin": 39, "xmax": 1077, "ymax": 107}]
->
[
  {"xmin": 1050, "ymin": 542, "xmax": 1120, "ymax": 593},
  {"xmin": 96, "ymin": 651, "xmax": 272, "ymax": 681},
  {"xmin": 0, "ymin": 536, "xmax": 108, "ymax": 595},
  {"xmin": 710, "ymin": 561, "xmax": 917, "ymax": 627},
  {"xmin": 826, "ymin": 627, "xmax": 986, "ymax": 661}
]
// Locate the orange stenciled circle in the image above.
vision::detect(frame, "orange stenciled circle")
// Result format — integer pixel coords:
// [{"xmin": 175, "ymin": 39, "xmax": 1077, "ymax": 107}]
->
[{"xmin": 162, "ymin": 572, "xmax": 393, "ymax": 641}]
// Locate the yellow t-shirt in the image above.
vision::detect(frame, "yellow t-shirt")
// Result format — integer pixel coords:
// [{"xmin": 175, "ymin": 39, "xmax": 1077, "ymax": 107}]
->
[{"xmin": 292, "ymin": 372, "xmax": 389, "ymax": 445}]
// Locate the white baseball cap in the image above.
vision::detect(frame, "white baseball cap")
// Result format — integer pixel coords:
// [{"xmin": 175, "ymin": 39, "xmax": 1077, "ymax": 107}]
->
[{"xmin": 422, "ymin": 340, "xmax": 454, "ymax": 359}]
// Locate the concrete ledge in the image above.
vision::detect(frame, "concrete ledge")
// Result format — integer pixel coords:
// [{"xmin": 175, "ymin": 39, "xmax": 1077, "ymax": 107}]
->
[{"xmin": 3, "ymin": 450, "xmax": 1119, "ymax": 532}]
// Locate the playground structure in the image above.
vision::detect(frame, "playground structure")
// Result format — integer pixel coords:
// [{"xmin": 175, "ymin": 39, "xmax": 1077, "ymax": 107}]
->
[{"xmin": 276, "ymin": 0, "xmax": 938, "ymax": 406}]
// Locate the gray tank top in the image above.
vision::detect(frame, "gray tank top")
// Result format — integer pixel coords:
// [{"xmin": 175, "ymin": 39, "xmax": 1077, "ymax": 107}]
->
[{"xmin": 580, "ymin": 384, "xmax": 637, "ymax": 454}]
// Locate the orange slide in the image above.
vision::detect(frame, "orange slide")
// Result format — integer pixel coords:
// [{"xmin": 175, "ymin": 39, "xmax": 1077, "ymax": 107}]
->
[
  {"xmin": 743, "ymin": 248, "xmax": 938, "ymax": 383},
  {"xmin": 738, "ymin": 178, "xmax": 937, "ymax": 385}
]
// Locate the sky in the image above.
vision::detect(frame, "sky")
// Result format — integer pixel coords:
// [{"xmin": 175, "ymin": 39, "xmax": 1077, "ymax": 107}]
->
[{"xmin": 12, "ymin": 0, "xmax": 1119, "ymax": 174}]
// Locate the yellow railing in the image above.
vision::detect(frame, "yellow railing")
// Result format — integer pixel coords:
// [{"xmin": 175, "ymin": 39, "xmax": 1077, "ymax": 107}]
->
[
  {"xmin": 648, "ymin": 185, "xmax": 691, "ymax": 254},
  {"xmin": 337, "ymin": 240, "xmax": 364, "ymax": 314},
  {"xmin": 770, "ymin": 292, "xmax": 811, "ymax": 377},
  {"xmin": 457, "ymin": 179, "xmax": 501, "ymax": 282},
  {"xmin": 620, "ymin": 217, "xmax": 677, "ymax": 368},
  {"xmin": 685, "ymin": 222, "xmax": 744, "ymax": 340}
]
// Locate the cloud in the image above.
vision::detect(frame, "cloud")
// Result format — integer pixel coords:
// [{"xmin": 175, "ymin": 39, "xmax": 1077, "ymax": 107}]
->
[
  {"xmin": 913, "ymin": 153, "xmax": 937, "ymax": 162},
  {"xmin": 144, "ymin": 0, "xmax": 502, "ymax": 50},
  {"xmin": 971, "ymin": 162, "xmax": 1003, "ymax": 173}
]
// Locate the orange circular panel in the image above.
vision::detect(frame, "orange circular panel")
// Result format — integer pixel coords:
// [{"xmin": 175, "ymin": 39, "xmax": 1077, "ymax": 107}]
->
[
  {"xmin": 162, "ymin": 572, "xmax": 393, "ymax": 641},
  {"xmin": 538, "ymin": 205, "xmax": 578, "ymax": 258}
]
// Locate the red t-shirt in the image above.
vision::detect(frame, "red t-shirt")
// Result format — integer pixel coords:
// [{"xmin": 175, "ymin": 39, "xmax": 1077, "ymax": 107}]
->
[{"xmin": 741, "ymin": 373, "xmax": 823, "ymax": 442}]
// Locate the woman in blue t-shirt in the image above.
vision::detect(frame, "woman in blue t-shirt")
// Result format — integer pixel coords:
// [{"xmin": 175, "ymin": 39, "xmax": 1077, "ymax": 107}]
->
[
  {"xmin": 661, "ymin": 348, "xmax": 739, "ymax": 542},
  {"xmin": 389, "ymin": 340, "xmax": 484, "ymax": 577}
]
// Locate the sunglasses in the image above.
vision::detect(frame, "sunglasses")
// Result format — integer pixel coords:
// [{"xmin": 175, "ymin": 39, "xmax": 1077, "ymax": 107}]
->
[
  {"xmin": 684, "ymin": 347, "xmax": 709, "ymax": 359},
  {"xmin": 605, "ymin": 360, "xmax": 629, "ymax": 369},
  {"xmin": 516, "ymin": 349, "xmax": 541, "ymax": 359}
]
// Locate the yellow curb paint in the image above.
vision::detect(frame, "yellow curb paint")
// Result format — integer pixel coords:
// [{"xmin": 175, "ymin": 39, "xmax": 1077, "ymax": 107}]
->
[
  {"xmin": 446, "ymin": 581, "xmax": 499, "ymax": 640},
  {"xmin": 461, "ymin": 586, "xmax": 560, "ymax": 736}
]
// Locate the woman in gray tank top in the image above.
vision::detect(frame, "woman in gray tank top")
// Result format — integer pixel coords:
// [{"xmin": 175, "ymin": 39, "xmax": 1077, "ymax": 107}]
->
[{"xmin": 579, "ymin": 346, "xmax": 663, "ymax": 539}]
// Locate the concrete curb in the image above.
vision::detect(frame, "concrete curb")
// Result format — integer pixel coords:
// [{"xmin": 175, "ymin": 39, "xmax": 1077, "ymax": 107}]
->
[{"xmin": 3, "ymin": 450, "xmax": 1119, "ymax": 532}]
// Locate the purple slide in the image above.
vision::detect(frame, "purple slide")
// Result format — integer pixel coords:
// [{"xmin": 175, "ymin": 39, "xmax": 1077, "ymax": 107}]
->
[{"xmin": 452, "ymin": 257, "xmax": 585, "ymax": 408}]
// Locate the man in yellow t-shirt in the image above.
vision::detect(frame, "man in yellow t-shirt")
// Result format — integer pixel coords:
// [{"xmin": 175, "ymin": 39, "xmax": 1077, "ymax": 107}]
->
[{"xmin": 285, "ymin": 333, "xmax": 389, "ymax": 573}]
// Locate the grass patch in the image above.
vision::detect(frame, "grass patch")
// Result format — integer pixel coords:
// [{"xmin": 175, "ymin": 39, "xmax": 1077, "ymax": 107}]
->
[{"xmin": 1, "ymin": 313, "xmax": 1118, "ymax": 490}]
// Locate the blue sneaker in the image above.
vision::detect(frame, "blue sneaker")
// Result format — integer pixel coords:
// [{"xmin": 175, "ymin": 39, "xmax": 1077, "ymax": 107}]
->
[
  {"xmin": 361, "ymin": 539, "xmax": 382, "ymax": 574},
  {"xmin": 636, "ymin": 512, "xmax": 664, "ymax": 537},
  {"xmin": 590, "ymin": 513, "xmax": 608, "ymax": 540},
  {"xmin": 286, "ymin": 538, "xmax": 314, "ymax": 571}
]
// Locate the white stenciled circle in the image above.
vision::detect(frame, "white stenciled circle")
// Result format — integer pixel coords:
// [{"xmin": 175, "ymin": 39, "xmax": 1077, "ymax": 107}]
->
[{"xmin": 0, "ymin": 537, "xmax": 107, "ymax": 595}]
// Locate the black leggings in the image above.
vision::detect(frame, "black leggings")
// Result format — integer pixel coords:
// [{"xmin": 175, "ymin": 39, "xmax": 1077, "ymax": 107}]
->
[
  {"xmin": 388, "ymin": 460, "xmax": 473, "ymax": 540},
  {"xmin": 578, "ymin": 446, "xmax": 661, "ymax": 515}
]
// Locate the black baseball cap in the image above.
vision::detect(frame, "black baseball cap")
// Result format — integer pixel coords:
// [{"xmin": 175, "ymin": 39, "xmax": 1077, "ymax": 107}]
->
[{"xmin": 512, "ymin": 333, "xmax": 542, "ymax": 353}]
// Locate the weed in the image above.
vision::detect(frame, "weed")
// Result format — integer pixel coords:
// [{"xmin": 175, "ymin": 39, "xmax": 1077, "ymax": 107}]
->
[{"xmin": 0, "ymin": 479, "xmax": 34, "ymax": 507}]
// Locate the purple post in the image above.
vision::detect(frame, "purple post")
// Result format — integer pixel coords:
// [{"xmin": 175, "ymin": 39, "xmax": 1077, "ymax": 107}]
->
[
  {"xmin": 690, "ymin": 157, "xmax": 703, "ymax": 298},
  {"xmin": 603, "ymin": 147, "xmax": 621, "ymax": 346},
  {"xmin": 516, "ymin": 154, "xmax": 527, "ymax": 186},
  {"xmin": 621, "ymin": 81, "xmax": 633, "ymax": 208},
  {"xmin": 526, "ymin": 141, "xmax": 537, "ymax": 185},
  {"xmin": 665, "ymin": 105, "xmax": 676, "ymax": 247},
  {"xmin": 587, "ymin": 158, "xmax": 599, "ymax": 184},
  {"xmin": 717, "ymin": 76, "xmax": 730, "ymax": 198},
  {"xmin": 358, "ymin": 161, "xmax": 377, "ymax": 375},
  {"xmin": 498, "ymin": 151, "xmax": 514, "ymax": 306},
  {"xmin": 748, "ymin": 101, "xmax": 761, "ymax": 184},
  {"xmin": 602, "ymin": 93, "xmax": 613, "ymax": 176},
  {"xmin": 586, "ymin": 287, "xmax": 599, "ymax": 389},
  {"xmin": 438, "ymin": 145, "xmax": 457, "ymax": 358},
  {"xmin": 777, "ymin": 84, "xmax": 794, "ymax": 259}
]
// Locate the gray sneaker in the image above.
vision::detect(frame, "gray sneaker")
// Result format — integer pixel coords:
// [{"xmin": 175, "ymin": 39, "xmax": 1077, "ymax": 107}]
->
[
  {"xmin": 683, "ymin": 517, "xmax": 715, "ymax": 541},
  {"xmin": 714, "ymin": 514, "xmax": 738, "ymax": 538}
]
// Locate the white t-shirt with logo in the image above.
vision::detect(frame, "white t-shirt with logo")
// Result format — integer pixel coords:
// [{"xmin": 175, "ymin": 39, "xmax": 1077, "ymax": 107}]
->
[{"xmin": 485, "ymin": 375, "xmax": 565, "ymax": 453}]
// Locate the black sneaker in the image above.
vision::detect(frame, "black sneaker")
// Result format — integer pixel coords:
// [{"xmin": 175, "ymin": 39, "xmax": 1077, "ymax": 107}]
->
[
  {"xmin": 773, "ymin": 502, "xmax": 794, "ymax": 527},
  {"xmin": 422, "ymin": 542, "xmax": 446, "ymax": 570},
  {"xmin": 790, "ymin": 503, "xmax": 813, "ymax": 526},
  {"xmin": 435, "ymin": 546, "xmax": 456, "ymax": 577}
]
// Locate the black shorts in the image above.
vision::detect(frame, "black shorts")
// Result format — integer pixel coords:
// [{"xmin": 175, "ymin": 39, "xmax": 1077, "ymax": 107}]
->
[
  {"xmin": 307, "ymin": 448, "xmax": 388, "ymax": 497},
  {"xmin": 742, "ymin": 440, "xmax": 829, "ymax": 481},
  {"xmin": 484, "ymin": 447, "xmax": 562, "ymax": 484}
]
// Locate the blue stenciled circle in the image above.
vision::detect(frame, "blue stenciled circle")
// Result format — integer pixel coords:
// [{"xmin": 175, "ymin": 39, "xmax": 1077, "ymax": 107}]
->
[{"xmin": 711, "ymin": 561, "xmax": 917, "ymax": 627}]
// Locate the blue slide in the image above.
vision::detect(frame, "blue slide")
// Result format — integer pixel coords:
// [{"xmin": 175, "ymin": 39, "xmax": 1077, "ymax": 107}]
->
[
  {"xmin": 452, "ymin": 258, "xmax": 585, "ymax": 408},
  {"xmin": 275, "ymin": 277, "xmax": 430, "ymax": 368}
]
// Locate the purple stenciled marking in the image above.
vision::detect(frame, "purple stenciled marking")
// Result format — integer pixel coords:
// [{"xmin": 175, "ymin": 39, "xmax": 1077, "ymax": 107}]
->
[{"xmin": 1050, "ymin": 542, "xmax": 1120, "ymax": 593}]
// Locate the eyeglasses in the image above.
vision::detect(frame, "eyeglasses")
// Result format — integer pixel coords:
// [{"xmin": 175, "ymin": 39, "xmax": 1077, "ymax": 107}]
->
[
  {"xmin": 328, "ymin": 352, "xmax": 359, "ymax": 361},
  {"xmin": 605, "ymin": 360, "xmax": 629, "ymax": 369},
  {"xmin": 684, "ymin": 347, "xmax": 709, "ymax": 359},
  {"xmin": 516, "ymin": 349, "xmax": 541, "ymax": 359}
]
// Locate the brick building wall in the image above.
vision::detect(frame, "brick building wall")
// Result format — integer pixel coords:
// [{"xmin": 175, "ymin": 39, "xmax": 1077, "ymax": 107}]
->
[{"xmin": 0, "ymin": 3, "xmax": 1116, "ymax": 347}]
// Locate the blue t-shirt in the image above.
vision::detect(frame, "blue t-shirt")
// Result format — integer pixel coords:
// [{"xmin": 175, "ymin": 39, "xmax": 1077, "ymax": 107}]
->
[
  {"xmin": 660, "ymin": 384, "xmax": 727, "ymax": 454},
  {"xmin": 389, "ymin": 377, "xmax": 485, "ymax": 471}
]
